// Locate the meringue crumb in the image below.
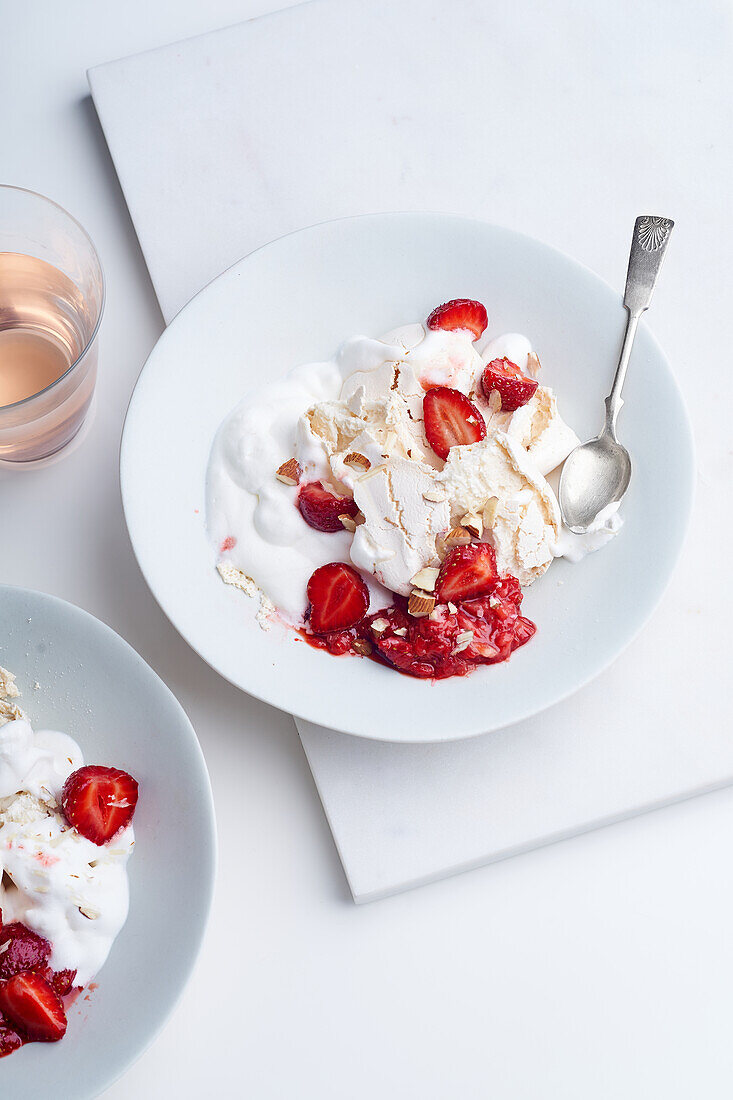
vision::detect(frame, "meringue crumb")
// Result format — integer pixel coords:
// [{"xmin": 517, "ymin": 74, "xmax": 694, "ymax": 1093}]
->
[
  {"xmin": 0, "ymin": 666, "xmax": 25, "ymax": 726},
  {"xmin": 217, "ymin": 561, "xmax": 258, "ymax": 597},
  {"xmin": 217, "ymin": 562, "xmax": 276, "ymax": 632},
  {"xmin": 255, "ymin": 595, "xmax": 276, "ymax": 631},
  {"xmin": 0, "ymin": 666, "xmax": 20, "ymax": 700}
]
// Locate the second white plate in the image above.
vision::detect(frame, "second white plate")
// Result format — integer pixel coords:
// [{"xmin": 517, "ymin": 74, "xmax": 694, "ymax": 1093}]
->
[{"xmin": 120, "ymin": 213, "xmax": 693, "ymax": 743}]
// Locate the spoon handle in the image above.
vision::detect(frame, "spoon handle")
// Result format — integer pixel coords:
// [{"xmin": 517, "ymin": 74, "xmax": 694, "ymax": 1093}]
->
[{"xmin": 605, "ymin": 215, "xmax": 674, "ymax": 435}]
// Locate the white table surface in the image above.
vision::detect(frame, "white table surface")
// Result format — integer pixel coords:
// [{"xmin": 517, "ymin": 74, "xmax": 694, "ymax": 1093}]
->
[{"xmin": 4, "ymin": 2, "xmax": 733, "ymax": 1098}]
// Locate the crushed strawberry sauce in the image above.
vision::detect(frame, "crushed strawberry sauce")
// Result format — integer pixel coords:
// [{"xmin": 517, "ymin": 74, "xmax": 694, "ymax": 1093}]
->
[
  {"xmin": 0, "ymin": 920, "xmax": 79, "ymax": 1058},
  {"xmin": 303, "ymin": 576, "xmax": 535, "ymax": 679}
]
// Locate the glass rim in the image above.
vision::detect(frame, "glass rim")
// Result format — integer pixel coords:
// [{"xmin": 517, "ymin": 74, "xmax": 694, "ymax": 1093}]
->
[{"xmin": 0, "ymin": 184, "xmax": 106, "ymax": 413}]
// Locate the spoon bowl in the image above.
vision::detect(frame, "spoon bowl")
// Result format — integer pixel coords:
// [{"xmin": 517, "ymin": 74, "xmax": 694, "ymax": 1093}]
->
[
  {"xmin": 558, "ymin": 214, "xmax": 673, "ymax": 534},
  {"xmin": 559, "ymin": 430, "xmax": 631, "ymax": 533}
]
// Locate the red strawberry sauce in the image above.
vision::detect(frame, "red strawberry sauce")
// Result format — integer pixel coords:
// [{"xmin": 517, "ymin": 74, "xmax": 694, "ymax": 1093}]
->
[{"xmin": 302, "ymin": 576, "xmax": 534, "ymax": 679}]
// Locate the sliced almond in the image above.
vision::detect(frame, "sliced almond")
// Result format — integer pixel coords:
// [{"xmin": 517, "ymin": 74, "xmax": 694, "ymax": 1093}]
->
[
  {"xmin": 359, "ymin": 463, "xmax": 389, "ymax": 482},
  {"xmin": 276, "ymin": 458, "xmax": 301, "ymax": 486},
  {"xmin": 462, "ymin": 512, "xmax": 483, "ymax": 539},
  {"xmin": 482, "ymin": 497, "xmax": 499, "ymax": 529},
  {"xmin": 371, "ymin": 617, "xmax": 390, "ymax": 637},
  {"xmin": 410, "ymin": 566, "xmax": 440, "ymax": 592},
  {"xmin": 422, "ymin": 487, "xmax": 448, "ymax": 503},
  {"xmin": 526, "ymin": 351, "xmax": 541, "ymax": 378},
  {"xmin": 488, "ymin": 389, "xmax": 502, "ymax": 413},
  {"xmin": 393, "ymin": 627, "xmax": 407, "ymax": 637},
  {"xmin": 451, "ymin": 630, "xmax": 474, "ymax": 655},
  {"xmin": 447, "ymin": 601, "xmax": 458, "ymax": 615},
  {"xmin": 352, "ymin": 638, "xmax": 373, "ymax": 656},
  {"xmin": 344, "ymin": 451, "xmax": 371, "ymax": 472},
  {"xmin": 408, "ymin": 590, "xmax": 436, "ymax": 618},
  {"xmin": 79, "ymin": 905, "xmax": 99, "ymax": 921},
  {"xmin": 489, "ymin": 595, "xmax": 501, "ymax": 609},
  {"xmin": 444, "ymin": 526, "xmax": 472, "ymax": 548},
  {"xmin": 339, "ymin": 514, "xmax": 357, "ymax": 533}
]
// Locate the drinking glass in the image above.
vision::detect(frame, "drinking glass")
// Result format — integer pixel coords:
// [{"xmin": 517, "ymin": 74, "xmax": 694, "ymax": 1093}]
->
[{"xmin": 0, "ymin": 186, "xmax": 105, "ymax": 462}]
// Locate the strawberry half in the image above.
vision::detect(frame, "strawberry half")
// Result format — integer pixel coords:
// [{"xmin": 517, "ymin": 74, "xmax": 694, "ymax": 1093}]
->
[
  {"xmin": 307, "ymin": 562, "xmax": 369, "ymax": 634},
  {"xmin": 298, "ymin": 481, "xmax": 359, "ymax": 533},
  {"xmin": 481, "ymin": 357, "xmax": 538, "ymax": 412},
  {"xmin": 61, "ymin": 765, "xmax": 138, "ymax": 846},
  {"xmin": 423, "ymin": 387, "xmax": 486, "ymax": 461},
  {"xmin": 426, "ymin": 299, "xmax": 488, "ymax": 340},
  {"xmin": 436, "ymin": 544, "xmax": 499, "ymax": 603},
  {"xmin": 0, "ymin": 923, "xmax": 51, "ymax": 982},
  {"xmin": 0, "ymin": 972, "xmax": 67, "ymax": 1043}
]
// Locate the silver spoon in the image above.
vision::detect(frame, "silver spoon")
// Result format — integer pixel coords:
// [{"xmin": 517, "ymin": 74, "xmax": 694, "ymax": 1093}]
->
[{"xmin": 559, "ymin": 215, "xmax": 674, "ymax": 533}]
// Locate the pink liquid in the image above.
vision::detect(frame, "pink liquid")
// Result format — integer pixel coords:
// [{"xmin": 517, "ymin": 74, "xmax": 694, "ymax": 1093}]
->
[{"xmin": 0, "ymin": 253, "xmax": 97, "ymax": 460}]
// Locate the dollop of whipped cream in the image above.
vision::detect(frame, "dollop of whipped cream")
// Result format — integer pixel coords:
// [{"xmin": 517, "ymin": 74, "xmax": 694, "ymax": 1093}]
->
[
  {"xmin": 0, "ymin": 675, "xmax": 133, "ymax": 986},
  {"xmin": 206, "ymin": 319, "xmax": 622, "ymax": 622}
]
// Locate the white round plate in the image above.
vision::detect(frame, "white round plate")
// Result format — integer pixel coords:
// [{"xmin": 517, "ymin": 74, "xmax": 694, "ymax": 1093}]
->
[
  {"xmin": 0, "ymin": 586, "xmax": 216, "ymax": 1099},
  {"xmin": 121, "ymin": 213, "xmax": 693, "ymax": 743}
]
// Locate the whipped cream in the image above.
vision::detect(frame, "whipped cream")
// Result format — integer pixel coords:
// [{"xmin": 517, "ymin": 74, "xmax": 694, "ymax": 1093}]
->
[
  {"xmin": 551, "ymin": 500, "xmax": 624, "ymax": 563},
  {"xmin": 0, "ymin": 679, "xmax": 133, "ymax": 987},
  {"xmin": 207, "ymin": 316, "xmax": 622, "ymax": 624}
]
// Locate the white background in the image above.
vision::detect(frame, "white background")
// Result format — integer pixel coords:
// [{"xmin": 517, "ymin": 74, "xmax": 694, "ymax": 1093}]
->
[{"xmin": 3, "ymin": 1, "xmax": 733, "ymax": 1097}]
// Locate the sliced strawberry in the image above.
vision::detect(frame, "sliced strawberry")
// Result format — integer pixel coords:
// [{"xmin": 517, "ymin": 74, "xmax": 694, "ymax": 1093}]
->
[
  {"xmin": 426, "ymin": 299, "xmax": 488, "ymax": 339},
  {"xmin": 0, "ymin": 1014, "xmax": 22, "ymax": 1057},
  {"xmin": 481, "ymin": 357, "xmax": 538, "ymax": 412},
  {"xmin": 423, "ymin": 387, "xmax": 486, "ymax": 460},
  {"xmin": 307, "ymin": 562, "xmax": 369, "ymax": 634},
  {"xmin": 436, "ymin": 544, "xmax": 499, "ymax": 603},
  {"xmin": 297, "ymin": 481, "xmax": 358, "ymax": 533},
  {"xmin": 61, "ymin": 765, "xmax": 138, "ymax": 845},
  {"xmin": 0, "ymin": 972, "xmax": 67, "ymax": 1043},
  {"xmin": 0, "ymin": 923, "xmax": 51, "ymax": 982},
  {"xmin": 50, "ymin": 969, "xmax": 77, "ymax": 998}
]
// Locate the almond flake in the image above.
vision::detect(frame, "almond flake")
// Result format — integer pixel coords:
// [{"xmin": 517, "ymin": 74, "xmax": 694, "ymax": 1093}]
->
[
  {"xmin": 488, "ymin": 390, "xmax": 502, "ymax": 413},
  {"xmin": 410, "ymin": 567, "xmax": 440, "ymax": 592},
  {"xmin": 447, "ymin": 602, "xmax": 458, "ymax": 615},
  {"xmin": 371, "ymin": 617, "xmax": 390, "ymax": 637},
  {"xmin": 526, "ymin": 351, "xmax": 541, "ymax": 377},
  {"xmin": 422, "ymin": 487, "xmax": 448, "ymax": 503},
  {"xmin": 276, "ymin": 458, "xmax": 301, "ymax": 486},
  {"xmin": 79, "ymin": 905, "xmax": 99, "ymax": 921},
  {"xmin": 445, "ymin": 526, "xmax": 472, "ymax": 547},
  {"xmin": 483, "ymin": 497, "xmax": 499, "ymax": 528},
  {"xmin": 339, "ymin": 514, "xmax": 357, "ymax": 533},
  {"xmin": 352, "ymin": 638, "xmax": 373, "ymax": 656},
  {"xmin": 462, "ymin": 512, "xmax": 483, "ymax": 539},
  {"xmin": 408, "ymin": 590, "xmax": 436, "ymax": 618},
  {"xmin": 359, "ymin": 463, "xmax": 389, "ymax": 482},
  {"xmin": 451, "ymin": 630, "xmax": 474, "ymax": 655},
  {"xmin": 489, "ymin": 595, "xmax": 501, "ymax": 609},
  {"xmin": 344, "ymin": 451, "xmax": 371, "ymax": 472},
  {"xmin": 393, "ymin": 627, "xmax": 407, "ymax": 637}
]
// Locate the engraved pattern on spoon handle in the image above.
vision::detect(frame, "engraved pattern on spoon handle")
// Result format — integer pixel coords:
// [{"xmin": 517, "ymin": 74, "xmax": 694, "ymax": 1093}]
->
[
  {"xmin": 605, "ymin": 215, "xmax": 674, "ymax": 435},
  {"xmin": 623, "ymin": 215, "xmax": 674, "ymax": 315}
]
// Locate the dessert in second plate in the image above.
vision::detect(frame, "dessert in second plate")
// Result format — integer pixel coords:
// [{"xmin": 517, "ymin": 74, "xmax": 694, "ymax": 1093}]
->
[
  {"xmin": 207, "ymin": 298, "xmax": 623, "ymax": 679},
  {"xmin": 0, "ymin": 666, "xmax": 138, "ymax": 1057}
]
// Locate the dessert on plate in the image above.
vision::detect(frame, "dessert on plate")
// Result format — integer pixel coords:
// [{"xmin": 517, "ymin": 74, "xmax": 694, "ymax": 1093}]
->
[
  {"xmin": 0, "ymin": 666, "xmax": 138, "ymax": 1057},
  {"xmin": 207, "ymin": 298, "xmax": 622, "ymax": 679}
]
